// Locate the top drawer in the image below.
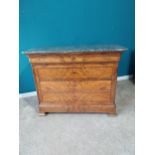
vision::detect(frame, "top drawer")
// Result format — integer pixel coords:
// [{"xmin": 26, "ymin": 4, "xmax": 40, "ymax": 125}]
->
[{"xmin": 28, "ymin": 52, "xmax": 121, "ymax": 64}]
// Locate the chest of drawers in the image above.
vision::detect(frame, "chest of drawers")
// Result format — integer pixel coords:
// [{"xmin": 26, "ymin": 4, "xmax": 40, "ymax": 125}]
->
[{"xmin": 25, "ymin": 45, "xmax": 126, "ymax": 115}]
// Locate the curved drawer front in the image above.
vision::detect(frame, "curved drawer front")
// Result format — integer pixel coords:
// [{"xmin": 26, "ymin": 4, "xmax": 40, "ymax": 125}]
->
[{"xmin": 29, "ymin": 53, "xmax": 121, "ymax": 64}]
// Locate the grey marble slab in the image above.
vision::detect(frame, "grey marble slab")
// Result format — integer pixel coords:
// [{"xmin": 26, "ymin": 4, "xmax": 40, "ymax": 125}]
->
[{"xmin": 24, "ymin": 45, "xmax": 127, "ymax": 54}]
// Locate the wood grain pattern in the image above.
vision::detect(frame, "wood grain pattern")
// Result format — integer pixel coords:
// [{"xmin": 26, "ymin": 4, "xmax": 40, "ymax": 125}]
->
[
  {"xmin": 42, "ymin": 92, "xmax": 111, "ymax": 104},
  {"xmin": 28, "ymin": 52, "xmax": 121, "ymax": 64},
  {"xmin": 39, "ymin": 104, "xmax": 116, "ymax": 113},
  {"xmin": 32, "ymin": 66, "xmax": 43, "ymax": 103},
  {"xmin": 110, "ymin": 63, "xmax": 119, "ymax": 104},
  {"xmin": 37, "ymin": 64, "xmax": 113, "ymax": 81},
  {"xmin": 40, "ymin": 80, "xmax": 111, "ymax": 93},
  {"xmin": 26, "ymin": 51, "xmax": 123, "ymax": 114}
]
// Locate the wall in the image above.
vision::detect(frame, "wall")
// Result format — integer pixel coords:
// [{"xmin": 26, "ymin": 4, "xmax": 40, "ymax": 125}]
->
[{"xmin": 19, "ymin": 0, "xmax": 135, "ymax": 93}]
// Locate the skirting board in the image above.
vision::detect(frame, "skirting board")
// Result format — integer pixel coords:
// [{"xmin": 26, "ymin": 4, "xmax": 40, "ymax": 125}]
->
[
  {"xmin": 117, "ymin": 74, "xmax": 133, "ymax": 81},
  {"xmin": 19, "ymin": 74, "xmax": 133, "ymax": 99}
]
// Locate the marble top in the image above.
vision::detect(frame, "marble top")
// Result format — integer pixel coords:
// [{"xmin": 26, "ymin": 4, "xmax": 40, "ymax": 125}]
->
[{"xmin": 24, "ymin": 45, "xmax": 127, "ymax": 54}]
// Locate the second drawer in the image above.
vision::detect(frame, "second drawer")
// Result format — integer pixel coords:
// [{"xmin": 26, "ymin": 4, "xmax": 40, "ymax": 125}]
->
[{"xmin": 36, "ymin": 64, "xmax": 113, "ymax": 81}]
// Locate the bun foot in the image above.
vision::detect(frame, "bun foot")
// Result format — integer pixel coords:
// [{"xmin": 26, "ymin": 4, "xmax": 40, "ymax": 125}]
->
[
  {"xmin": 107, "ymin": 112, "xmax": 117, "ymax": 117},
  {"xmin": 38, "ymin": 112, "xmax": 46, "ymax": 116}
]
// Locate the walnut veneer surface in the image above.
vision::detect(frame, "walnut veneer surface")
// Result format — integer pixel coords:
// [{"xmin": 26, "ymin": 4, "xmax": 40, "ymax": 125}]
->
[{"xmin": 25, "ymin": 45, "xmax": 126, "ymax": 115}]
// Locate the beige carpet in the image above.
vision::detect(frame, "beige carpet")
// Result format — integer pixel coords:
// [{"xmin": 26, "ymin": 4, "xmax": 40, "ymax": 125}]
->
[{"xmin": 19, "ymin": 80, "xmax": 135, "ymax": 155}]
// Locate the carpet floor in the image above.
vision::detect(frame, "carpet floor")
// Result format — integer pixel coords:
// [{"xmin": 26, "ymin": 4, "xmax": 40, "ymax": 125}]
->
[{"xmin": 19, "ymin": 80, "xmax": 135, "ymax": 155}]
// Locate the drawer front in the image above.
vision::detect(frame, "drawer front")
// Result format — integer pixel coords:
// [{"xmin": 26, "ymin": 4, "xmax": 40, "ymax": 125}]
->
[
  {"xmin": 37, "ymin": 64, "xmax": 113, "ymax": 81},
  {"xmin": 39, "ymin": 80, "xmax": 112, "ymax": 105},
  {"xmin": 29, "ymin": 53, "xmax": 121, "ymax": 64},
  {"xmin": 40, "ymin": 80, "xmax": 111, "ymax": 93},
  {"xmin": 41, "ymin": 92, "xmax": 111, "ymax": 105}
]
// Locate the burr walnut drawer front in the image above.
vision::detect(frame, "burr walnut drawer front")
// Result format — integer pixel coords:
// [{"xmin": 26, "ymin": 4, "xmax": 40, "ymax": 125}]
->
[
  {"xmin": 39, "ymin": 80, "xmax": 112, "ymax": 105},
  {"xmin": 41, "ymin": 92, "xmax": 111, "ymax": 105},
  {"xmin": 29, "ymin": 53, "xmax": 121, "ymax": 64},
  {"xmin": 36, "ymin": 64, "xmax": 114, "ymax": 81},
  {"xmin": 40, "ymin": 80, "xmax": 111, "ymax": 93},
  {"xmin": 40, "ymin": 80, "xmax": 112, "ymax": 105}
]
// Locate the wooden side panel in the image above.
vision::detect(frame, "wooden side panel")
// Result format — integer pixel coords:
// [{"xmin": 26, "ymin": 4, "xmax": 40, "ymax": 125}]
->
[
  {"xmin": 110, "ymin": 63, "xmax": 119, "ymax": 104},
  {"xmin": 32, "ymin": 66, "xmax": 43, "ymax": 104}
]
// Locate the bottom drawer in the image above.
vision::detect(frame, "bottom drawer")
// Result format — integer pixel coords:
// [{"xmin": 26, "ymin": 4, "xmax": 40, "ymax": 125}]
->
[{"xmin": 41, "ymin": 92, "xmax": 111, "ymax": 105}]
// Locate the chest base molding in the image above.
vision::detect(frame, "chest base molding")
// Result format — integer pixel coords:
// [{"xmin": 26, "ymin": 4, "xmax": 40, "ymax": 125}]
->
[{"xmin": 39, "ymin": 104, "xmax": 116, "ymax": 114}]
